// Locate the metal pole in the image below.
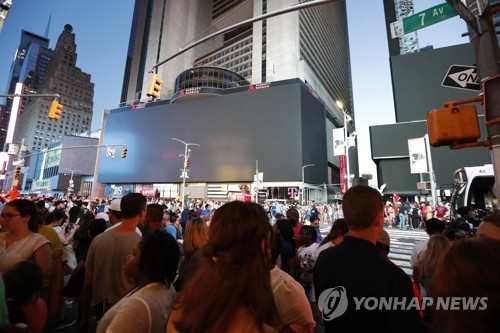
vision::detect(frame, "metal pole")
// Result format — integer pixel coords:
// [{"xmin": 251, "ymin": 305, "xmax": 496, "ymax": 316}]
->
[
  {"xmin": 424, "ymin": 134, "xmax": 438, "ymax": 206},
  {"xmin": 344, "ymin": 111, "xmax": 351, "ymax": 190},
  {"xmin": 302, "ymin": 164, "xmax": 315, "ymax": 205},
  {"xmin": 172, "ymin": 138, "xmax": 200, "ymax": 208}
]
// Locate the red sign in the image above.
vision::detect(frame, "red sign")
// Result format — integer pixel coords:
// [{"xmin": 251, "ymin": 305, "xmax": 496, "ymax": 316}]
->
[
  {"xmin": 229, "ymin": 193, "xmax": 252, "ymax": 202},
  {"xmin": 340, "ymin": 155, "xmax": 347, "ymax": 194},
  {"xmin": 141, "ymin": 188, "xmax": 157, "ymax": 197}
]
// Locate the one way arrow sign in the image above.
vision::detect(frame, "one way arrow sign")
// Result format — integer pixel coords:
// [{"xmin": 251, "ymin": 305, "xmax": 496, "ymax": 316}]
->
[{"xmin": 441, "ymin": 64, "xmax": 480, "ymax": 91}]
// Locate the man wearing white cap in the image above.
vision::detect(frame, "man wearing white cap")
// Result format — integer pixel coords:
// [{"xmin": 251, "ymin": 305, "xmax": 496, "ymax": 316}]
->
[{"xmin": 105, "ymin": 199, "xmax": 141, "ymax": 236}]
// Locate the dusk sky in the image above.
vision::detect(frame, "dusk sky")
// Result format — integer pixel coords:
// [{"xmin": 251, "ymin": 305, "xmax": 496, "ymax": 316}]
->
[{"xmin": 0, "ymin": 0, "xmax": 469, "ymax": 179}]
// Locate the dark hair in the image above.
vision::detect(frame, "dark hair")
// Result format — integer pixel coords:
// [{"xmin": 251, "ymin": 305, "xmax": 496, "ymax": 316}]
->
[
  {"xmin": 146, "ymin": 204, "xmax": 163, "ymax": 223},
  {"xmin": 45, "ymin": 210, "xmax": 66, "ymax": 225},
  {"xmin": 5, "ymin": 199, "xmax": 41, "ymax": 232},
  {"xmin": 170, "ymin": 213, "xmax": 179, "ymax": 223},
  {"xmin": 286, "ymin": 208, "xmax": 299, "ymax": 226},
  {"xmin": 89, "ymin": 219, "xmax": 107, "ymax": 238},
  {"xmin": 172, "ymin": 201, "xmax": 279, "ymax": 332},
  {"xmin": 270, "ymin": 233, "xmax": 283, "ymax": 265},
  {"xmin": 275, "ymin": 219, "xmax": 295, "ymax": 242},
  {"xmin": 320, "ymin": 218, "xmax": 348, "ymax": 246},
  {"xmin": 300, "ymin": 225, "xmax": 316, "ymax": 242},
  {"xmin": 444, "ymin": 227, "xmax": 466, "ymax": 242},
  {"xmin": 430, "ymin": 238, "xmax": 500, "ymax": 333},
  {"xmin": 343, "ymin": 185, "xmax": 383, "ymax": 229},
  {"xmin": 425, "ymin": 218, "xmax": 446, "ymax": 235},
  {"xmin": 120, "ymin": 193, "xmax": 147, "ymax": 219},
  {"xmin": 4, "ymin": 261, "xmax": 43, "ymax": 305},
  {"xmin": 139, "ymin": 231, "xmax": 180, "ymax": 285}
]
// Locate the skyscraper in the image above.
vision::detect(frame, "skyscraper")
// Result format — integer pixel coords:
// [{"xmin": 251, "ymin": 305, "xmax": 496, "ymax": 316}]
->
[
  {"xmin": 120, "ymin": 0, "xmax": 353, "ymax": 117},
  {"xmin": 0, "ymin": 29, "xmax": 51, "ymax": 150},
  {"xmin": 14, "ymin": 24, "xmax": 94, "ymax": 152}
]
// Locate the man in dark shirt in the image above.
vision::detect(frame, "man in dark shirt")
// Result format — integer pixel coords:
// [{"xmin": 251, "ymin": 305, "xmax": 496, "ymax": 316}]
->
[{"xmin": 314, "ymin": 185, "xmax": 425, "ymax": 333}]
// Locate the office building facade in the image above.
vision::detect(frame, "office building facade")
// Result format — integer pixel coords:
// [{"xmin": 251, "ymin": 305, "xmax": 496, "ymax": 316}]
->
[{"xmin": 113, "ymin": 0, "xmax": 356, "ymax": 201}]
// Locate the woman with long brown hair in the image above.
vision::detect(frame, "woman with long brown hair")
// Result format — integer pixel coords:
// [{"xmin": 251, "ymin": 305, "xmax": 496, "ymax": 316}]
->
[
  {"xmin": 174, "ymin": 217, "xmax": 209, "ymax": 291},
  {"xmin": 167, "ymin": 201, "xmax": 279, "ymax": 332},
  {"xmin": 418, "ymin": 234, "xmax": 451, "ymax": 296}
]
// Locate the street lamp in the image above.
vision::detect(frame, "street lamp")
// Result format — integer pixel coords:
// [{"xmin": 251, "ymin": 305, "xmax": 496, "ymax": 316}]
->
[
  {"xmin": 172, "ymin": 138, "xmax": 200, "ymax": 209},
  {"xmin": 62, "ymin": 168, "xmax": 82, "ymax": 196},
  {"xmin": 301, "ymin": 164, "xmax": 315, "ymax": 205},
  {"xmin": 336, "ymin": 100, "xmax": 353, "ymax": 191}
]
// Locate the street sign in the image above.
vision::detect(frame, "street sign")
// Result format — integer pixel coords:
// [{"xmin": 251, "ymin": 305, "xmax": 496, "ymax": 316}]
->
[
  {"xmin": 390, "ymin": 2, "xmax": 458, "ymax": 39},
  {"xmin": 105, "ymin": 147, "xmax": 115, "ymax": 158},
  {"xmin": 445, "ymin": 0, "xmax": 479, "ymax": 33},
  {"xmin": 441, "ymin": 65, "xmax": 480, "ymax": 91}
]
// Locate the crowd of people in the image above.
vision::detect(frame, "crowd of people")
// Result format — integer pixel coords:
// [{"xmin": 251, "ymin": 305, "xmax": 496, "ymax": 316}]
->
[{"xmin": 0, "ymin": 188, "xmax": 498, "ymax": 333}]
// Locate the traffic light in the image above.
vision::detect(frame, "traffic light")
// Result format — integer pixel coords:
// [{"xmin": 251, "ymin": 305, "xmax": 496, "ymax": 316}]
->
[
  {"xmin": 121, "ymin": 148, "xmax": 127, "ymax": 159},
  {"xmin": 146, "ymin": 73, "xmax": 163, "ymax": 99},
  {"xmin": 48, "ymin": 100, "xmax": 63, "ymax": 120},
  {"xmin": 426, "ymin": 105, "xmax": 480, "ymax": 147},
  {"xmin": 184, "ymin": 159, "xmax": 189, "ymax": 168},
  {"xmin": 13, "ymin": 166, "xmax": 21, "ymax": 179}
]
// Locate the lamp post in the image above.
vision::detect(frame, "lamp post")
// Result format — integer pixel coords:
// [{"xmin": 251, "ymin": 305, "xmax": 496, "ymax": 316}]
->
[
  {"xmin": 172, "ymin": 138, "xmax": 200, "ymax": 209},
  {"xmin": 301, "ymin": 164, "xmax": 315, "ymax": 204},
  {"xmin": 63, "ymin": 168, "xmax": 82, "ymax": 196},
  {"xmin": 336, "ymin": 100, "xmax": 352, "ymax": 191}
]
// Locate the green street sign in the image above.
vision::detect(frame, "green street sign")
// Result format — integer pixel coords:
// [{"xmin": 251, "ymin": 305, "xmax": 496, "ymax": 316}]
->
[{"xmin": 390, "ymin": 2, "xmax": 458, "ymax": 39}]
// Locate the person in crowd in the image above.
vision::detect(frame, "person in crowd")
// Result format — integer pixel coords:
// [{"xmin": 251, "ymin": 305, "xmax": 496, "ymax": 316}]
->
[
  {"xmin": 0, "ymin": 199, "xmax": 52, "ymax": 279},
  {"xmin": 313, "ymin": 218, "xmax": 348, "ymax": 260},
  {"xmin": 106, "ymin": 199, "xmax": 142, "ymax": 236},
  {"xmin": 180, "ymin": 205, "xmax": 189, "ymax": 236},
  {"xmin": 410, "ymin": 217, "xmax": 446, "ymax": 292},
  {"xmin": 418, "ymin": 234, "xmax": 451, "ymax": 296},
  {"xmin": 429, "ymin": 238, "xmax": 500, "ymax": 333},
  {"xmin": 167, "ymin": 201, "xmax": 280, "ymax": 332},
  {"xmin": 38, "ymin": 210, "xmax": 65, "ymax": 331},
  {"xmin": 443, "ymin": 227, "xmax": 466, "ymax": 242},
  {"xmin": 309, "ymin": 215, "xmax": 323, "ymax": 244},
  {"xmin": 3, "ymin": 261, "xmax": 48, "ymax": 333},
  {"xmin": 78, "ymin": 193, "xmax": 146, "ymax": 333},
  {"xmin": 269, "ymin": 234, "xmax": 315, "ymax": 333},
  {"xmin": 174, "ymin": 217, "xmax": 209, "ymax": 291},
  {"xmin": 96, "ymin": 231, "xmax": 180, "ymax": 333},
  {"xmin": 314, "ymin": 185, "xmax": 424, "ymax": 332},
  {"xmin": 477, "ymin": 213, "xmax": 500, "ymax": 240},
  {"xmin": 273, "ymin": 219, "xmax": 296, "ymax": 277},
  {"xmin": 200, "ymin": 203, "xmax": 212, "ymax": 218},
  {"xmin": 142, "ymin": 203, "xmax": 165, "ymax": 238},
  {"xmin": 398, "ymin": 203, "xmax": 407, "ymax": 230},
  {"xmin": 296, "ymin": 225, "xmax": 319, "ymax": 294},
  {"xmin": 287, "ymin": 207, "xmax": 303, "ymax": 250},
  {"xmin": 410, "ymin": 202, "xmax": 421, "ymax": 229},
  {"xmin": 165, "ymin": 213, "xmax": 179, "ymax": 240},
  {"xmin": 435, "ymin": 202, "xmax": 448, "ymax": 220},
  {"xmin": 386, "ymin": 203, "xmax": 394, "ymax": 227}
]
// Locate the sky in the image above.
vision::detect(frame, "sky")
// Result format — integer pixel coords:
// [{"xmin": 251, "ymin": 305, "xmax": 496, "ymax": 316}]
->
[{"xmin": 0, "ymin": 0, "xmax": 469, "ymax": 180}]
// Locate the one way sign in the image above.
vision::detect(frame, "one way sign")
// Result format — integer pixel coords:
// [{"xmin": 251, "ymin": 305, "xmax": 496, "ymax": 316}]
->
[{"xmin": 441, "ymin": 65, "xmax": 480, "ymax": 91}]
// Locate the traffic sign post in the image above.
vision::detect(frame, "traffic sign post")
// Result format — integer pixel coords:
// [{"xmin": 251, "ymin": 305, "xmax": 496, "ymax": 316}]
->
[
  {"xmin": 445, "ymin": 0, "xmax": 480, "ymax": 33},
  {"xmin": 390, "ymin": 2, "xmax": 458, "ymax": 39}
]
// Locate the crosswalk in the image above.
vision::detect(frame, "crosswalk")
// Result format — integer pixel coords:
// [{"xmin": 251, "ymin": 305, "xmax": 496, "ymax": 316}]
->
[
  {"xmin": 318, "ymin": 224, "xmax": 428, "ymax": 278},
  {"xmin": 385, "ymin": 227, "xmax": 428, "ymax": 277}
]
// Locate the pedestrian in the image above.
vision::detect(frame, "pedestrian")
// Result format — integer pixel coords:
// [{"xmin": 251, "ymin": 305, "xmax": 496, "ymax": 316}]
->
[
  {"xmin": 477, "ymin": 213, "xmax": 500, "ymax": 240},
  {"xmin": 78, "ymin": 193, "xmax": 146, "ymax": 333},
  {"xmin": 166, "ymin": 201, "xmax": 280, "ymax": 332},
  {"xmin": 314, "ymin": 185, "xmax": 424, "ymax": 332},
  {"xmin": 96, "ymin": 231, "xmax": 180, "ymax": 333}
]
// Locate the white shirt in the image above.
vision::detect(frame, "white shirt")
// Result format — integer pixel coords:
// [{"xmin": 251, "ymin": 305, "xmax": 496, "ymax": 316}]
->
[
  {"xmin": 410, "ymin": 238, "xmax": 428, "ymax": 267},
  {"xmin": 105, "ymin": 222, "xmax": 142, "ymax": 236}
]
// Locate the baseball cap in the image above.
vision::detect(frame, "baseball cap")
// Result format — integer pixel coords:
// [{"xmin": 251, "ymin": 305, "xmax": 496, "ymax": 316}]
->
[
  {"xmin": 377, "ymin": 229, "xmax": 391, "ymax": 247},
  {"xmin": 109, "ymin": 199, "xmax": 121, "ymax": 212},
  {"xmin": 95, "ymin": 212, "xmax": 109, "ymax": 222}
]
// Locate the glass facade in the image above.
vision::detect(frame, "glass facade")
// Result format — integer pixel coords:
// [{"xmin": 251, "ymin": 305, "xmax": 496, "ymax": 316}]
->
[{"xmin": 174, "ymin": 66, "xmax": 249, "ymax": 92}]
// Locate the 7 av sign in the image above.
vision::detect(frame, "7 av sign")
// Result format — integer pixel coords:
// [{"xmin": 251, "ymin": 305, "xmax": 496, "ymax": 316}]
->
[
  {"xmin": 391, "ymin": 2, "xmax": 457, "ymax": 39},
  {"xmin": 441, "ymin": 65, "xmax": 480, "ymax": 91}
]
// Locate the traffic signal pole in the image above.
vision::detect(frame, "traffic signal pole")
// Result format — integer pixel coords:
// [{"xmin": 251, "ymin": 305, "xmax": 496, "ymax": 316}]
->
[{"xmin": 464, "ymin": 1, "xmax": 500, "ymax": 197}]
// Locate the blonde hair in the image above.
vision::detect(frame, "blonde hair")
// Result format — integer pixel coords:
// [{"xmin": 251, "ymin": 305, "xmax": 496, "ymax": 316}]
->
[
  {"xmin": 421, "ymin": 234, "xmax": 451, "ymax": 277},
  {"xmin": 183, "ymin": 217, "xmax": 209, "ymax": 259}
]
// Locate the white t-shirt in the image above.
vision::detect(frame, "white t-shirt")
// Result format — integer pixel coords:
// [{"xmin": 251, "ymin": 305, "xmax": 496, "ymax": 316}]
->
[
  {"xmin": 105, "ymin": 222, "xmax": 142, "ymax": 236},
  {"xmin": 410, "ymin": 239, "xmax": 429, "ymax": 267},
  {"xmin": 0, "ymin": 233, "xmax": 50, "ymax": 274},
  {"xmin": 97, "ymin": 282, "xmax": 175, "ymax": 333},
  {"xmin": 270, "ymin": 266, "xmax": 315, "ymax": 333}
]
